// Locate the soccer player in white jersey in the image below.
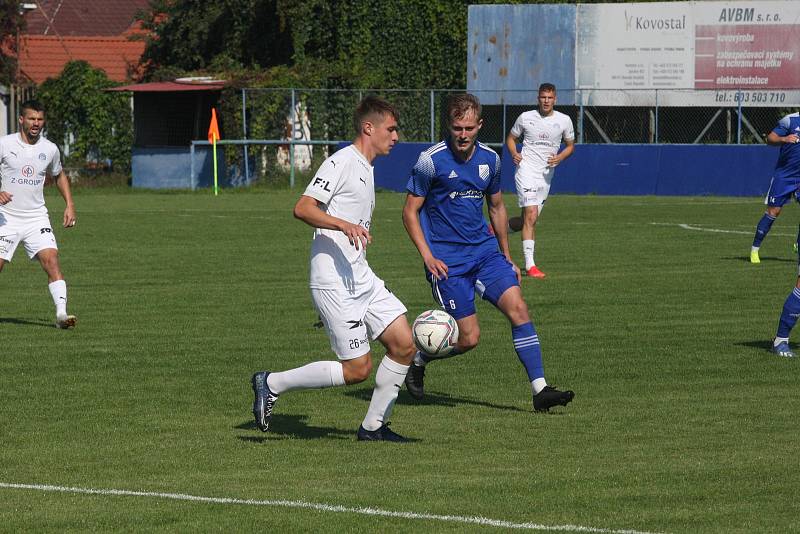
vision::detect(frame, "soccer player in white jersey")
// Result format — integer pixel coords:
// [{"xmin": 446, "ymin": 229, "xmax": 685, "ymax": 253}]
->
[
  {"xmin": 0, "ymin": 100, "xmax": 77, "ymax": 328},
  {"xmin": 251, "ymin": 96, "xmax": 416, "ymax": 442},
  {"xmin": 505, "ymin": 83, "xmax": 575, "ymax": 279}
]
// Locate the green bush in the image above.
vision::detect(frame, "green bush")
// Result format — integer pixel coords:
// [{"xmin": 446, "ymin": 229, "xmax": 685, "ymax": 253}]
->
[{"xmin": 37, "ymin": 61, "xmax": 133, "ymax": 175}]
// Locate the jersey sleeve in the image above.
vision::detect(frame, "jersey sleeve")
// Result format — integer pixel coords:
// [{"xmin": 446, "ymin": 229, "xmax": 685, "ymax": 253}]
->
[
  {"xmin": 773, "ymin": 115, "xmax": 792, "ymax": 136},
  {"xmin": 303, "ymin": 155, "xmax": 343, "ymax": 204},
  {"xmin": 48, "ymin": 146, "xmax": 63, "ymax": 176},
  {"xmin": 486, "ymin": 151, "xmax": 502, "ymax": 195},
  {"xmin": 406, "ymin": 151, "xmax": 435, "ymax": 197},
  {"xmin": 509, "ymin": 113, "xmax": 524, "ymax": 138},
  {"xmin": 563, "ymin": 117, "xmax": 575, "ymax": 142}
]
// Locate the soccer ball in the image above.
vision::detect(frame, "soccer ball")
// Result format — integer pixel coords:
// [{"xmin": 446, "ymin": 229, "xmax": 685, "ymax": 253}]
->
[{"xmin": 412, "ymin": 309, "xmax": 459, "ymax": 357}]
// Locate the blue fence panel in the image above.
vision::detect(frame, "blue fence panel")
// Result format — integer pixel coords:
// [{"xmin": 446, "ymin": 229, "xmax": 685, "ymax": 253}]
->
[
  {"xmin": 132, "ymin": 146, "xmax": 226, "ymax": 189},
  {"xmin": 363, "ymin": 143, "xmax": 779, "ymax": 197}
]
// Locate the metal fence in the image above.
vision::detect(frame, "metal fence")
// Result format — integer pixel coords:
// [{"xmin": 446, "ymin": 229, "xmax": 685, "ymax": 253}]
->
[{"xmin": 195, "ymin": 87, "xmax": 797, "ymax": 187}]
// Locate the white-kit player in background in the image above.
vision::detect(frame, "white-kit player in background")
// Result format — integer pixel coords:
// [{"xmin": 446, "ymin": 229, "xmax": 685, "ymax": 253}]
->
[
  {"xmin": 506, "ymin": 83, "xmax": 575, "ymax": 279},
  {"xmin": 0, "ymin": 100, "xmax": 77, "ymax": 328},
  {"xmin": 251, "ymin": 96, "xmax": 417, "ymax": 442}
]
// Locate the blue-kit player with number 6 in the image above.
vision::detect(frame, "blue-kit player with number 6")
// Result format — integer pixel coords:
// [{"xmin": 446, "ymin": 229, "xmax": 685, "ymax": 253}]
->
[{"xmin": 401, "ymin": 93, "xmax": 574, "ymax": 412}]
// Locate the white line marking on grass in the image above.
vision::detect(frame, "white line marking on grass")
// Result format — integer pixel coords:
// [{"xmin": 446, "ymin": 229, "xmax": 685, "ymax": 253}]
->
[
  {"xmin": 650, "ymin": 222, "xmax": 795, "ymax": 237},
  {"xmin": 0, "ymin": 482, "xmax": 666, "ymax": 534}
]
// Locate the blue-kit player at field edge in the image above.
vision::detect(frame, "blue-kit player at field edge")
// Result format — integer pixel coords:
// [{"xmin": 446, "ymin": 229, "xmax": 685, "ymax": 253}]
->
[
  {"xmin": 401, "ymin": 93, "xmax": 574, "ymax": 412},
  {"xmin": 750, "ymin": 111, "xmax": 800, "ymax": 264}
]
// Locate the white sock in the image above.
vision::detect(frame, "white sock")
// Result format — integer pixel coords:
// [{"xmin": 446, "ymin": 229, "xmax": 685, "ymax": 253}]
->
[
  {"xmin": 532, "ymin": 377, "xmax": 548, "ymax": 395},
  {"xmin": 266, "ymin": 361, "xmax": 345, "ymax": 395},
  {"xmin": 752, "ymin": 246, "xmax": 760, "ymax": 253},
  {"xmin": 774, "ymin": 337, "xmax": 789, "ymax": 347},
  {"xmin": 48, "ymin": 280, "xmax": 68, "ymax": 317},
  {"xmin": 361, "ymin": 355, "xmax": 409, "ymax": 431},
  {"xmin": 523, "ymin": 240, "xmax": 535, "ymax": 270}
]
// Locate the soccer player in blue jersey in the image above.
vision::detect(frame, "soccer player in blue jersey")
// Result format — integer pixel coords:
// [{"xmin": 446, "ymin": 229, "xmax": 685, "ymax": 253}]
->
[
  {"xmin": 768, "ymin": 112, "xmax": 800, "ymax": 357},
  {"xmin": 401, "ymin": 93, "xmax": 574, "ymax": 411},
  {"xmin": 750, "ymin": 112, "xmax": 800, "ymax": 264}
]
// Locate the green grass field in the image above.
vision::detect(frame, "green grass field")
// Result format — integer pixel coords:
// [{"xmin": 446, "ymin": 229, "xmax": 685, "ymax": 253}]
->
[{"xmin": 1, "ymin": 189, "xmax": 798, "ymax": 533}]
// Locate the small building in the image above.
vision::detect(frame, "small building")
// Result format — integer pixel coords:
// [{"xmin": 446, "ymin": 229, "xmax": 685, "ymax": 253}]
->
[{"xmin": 108, "ymin": 79, "xmax": 226, "ymax": 189}]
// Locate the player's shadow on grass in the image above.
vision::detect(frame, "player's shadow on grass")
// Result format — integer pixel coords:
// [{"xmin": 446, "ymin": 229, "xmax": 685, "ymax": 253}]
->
[
  {"xmin": 737, "ymin": 339, "xmax": 796, "ymax": 353},
  {"xmin": 728, "ymin": 255, "xmax": 795, "ymax": 263},
  {"xmin": 236, "ymin": 414, "xmax": 357, "ymax": 441},
  {"xmin": 0, "ymin": 317, "xmax": 54, "ymax": 327},
  {"xmin": 344, "ymin": 387, "xmax": 528, "ymax": 413}
]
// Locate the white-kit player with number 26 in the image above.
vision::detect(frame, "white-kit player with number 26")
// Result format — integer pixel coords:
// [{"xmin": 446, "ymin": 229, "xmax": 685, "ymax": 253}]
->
[
  {"xmin": 0, "ymin": 99, "xmax": 77, "ymax": 328},
  {"xmin": 251, "ymin": 96, "xmax": 417, "ymax": 442}
]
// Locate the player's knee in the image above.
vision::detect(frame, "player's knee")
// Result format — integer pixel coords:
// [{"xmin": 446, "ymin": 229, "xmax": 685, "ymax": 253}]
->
[
  {"xmin": 397, "ymin": 339, "xmax": 417, "ymax": 362},
  {"xmin": 508, "ymin": 302, "xmax": 530, "ymax": 324},
  {"xmin": 343, "ymin": 357, "xmax": 372, "ymax": 384},
  {"xmin": 767, "ymin": 206, "xmax": 782, "ymax": 217}
]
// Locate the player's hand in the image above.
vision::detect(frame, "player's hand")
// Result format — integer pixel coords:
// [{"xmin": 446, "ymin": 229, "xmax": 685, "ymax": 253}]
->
[
  {"xmin": 63, "ymin": 205, "xmax": 76, "ymax": 228},
  {"xmin": 547, "ymin": 155, "xmax": 561, "ymax": 167},
  {"xmin": 0, "ymin": 191, "xmax": 12, "ymax": 205},
  {"xmin": 786, "ymin": 134, "xmax": 800, "ymax": 144},
  {"xmin": 341, "ymin": 222, "xmax": 371, "ymax": 250},
  {"xmin": 424, "ymin": 256, "xmax": 448, "ymax": 280},
  {"xmin": 510, "ymin": 261, "xmax": 522, "ymax": 284},
  {"xmin": 512, "ymin": 153, "xmax": 522, "ymax": 165}
]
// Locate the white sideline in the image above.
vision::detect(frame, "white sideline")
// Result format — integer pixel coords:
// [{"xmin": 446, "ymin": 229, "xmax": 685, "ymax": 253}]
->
[
  {"xmin": 0, "ymin": 482, "xmax": 666, "ymax": 534},
  {"xmin": 650, "ymin": 222, "xmax": 795, "ymax": 237}
]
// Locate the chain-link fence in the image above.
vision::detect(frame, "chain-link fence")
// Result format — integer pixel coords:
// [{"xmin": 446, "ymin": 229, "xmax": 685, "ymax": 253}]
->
[{"xmin": 201, "ymin": 87, "xmax": 797, "ymax": 186}]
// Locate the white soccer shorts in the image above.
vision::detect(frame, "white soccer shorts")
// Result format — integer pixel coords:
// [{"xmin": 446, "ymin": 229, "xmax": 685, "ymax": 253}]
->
[
  {"xmin": 311, "ymin": 278, "xmax": 407, "ymax": 360},
  {"xmin": 515, "ymin": 167, "xmax": 553, "ymax": 208},
  {"xmin": 0, "ymin": 213, "xmax": 58, "ymax": 262}
]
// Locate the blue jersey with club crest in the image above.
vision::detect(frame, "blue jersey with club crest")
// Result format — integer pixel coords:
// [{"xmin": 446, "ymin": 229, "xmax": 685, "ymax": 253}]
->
[
  {"xmin": 772, "ymin": 112, "xmax": 800, "ymax": 180},
  {"xmin": 406, "ymin": 140, "xmax": 502, "ymax": 266}
]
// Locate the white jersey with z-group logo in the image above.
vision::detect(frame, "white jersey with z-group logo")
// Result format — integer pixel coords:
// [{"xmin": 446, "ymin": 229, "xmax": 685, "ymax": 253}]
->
[
  {"xmin": 510, "ymin": 109, "xmax": 574, "ymax": 181},
  {"xmin": 0, "ymin": 133, "xmax": 63, "ymax": 219},
  {"xmin": 303, "ymin": 144, "xmax": 377, "ymax": 292}
]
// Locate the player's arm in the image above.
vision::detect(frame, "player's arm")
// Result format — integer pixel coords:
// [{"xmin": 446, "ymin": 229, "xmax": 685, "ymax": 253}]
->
[
  {"xmin": 506, "ymin": 132, "xmax": 522, "ymax": 166},
  {"xmin": 402, "ymin": 193, "xmax": 448, "ymax": 280},
  {"xmin": 767, "ymin": 131, "xmax": 799, "ymax": 145},
  {"xmin": 547, "ymin": 138, "xmax": 575, "ymax": 167},
  {"xmin": 54, "ymin": 170, "xmax": 76, "ymax": 228},
  {"xmin": 487, "ymin": 191, "xmax": 521, "ymax": 282},
  {"xmin": 0, "ymin": 147, "xmax": 11, "ymax": 204},
  {"xmin": 293, "ymin": 194, "xmax": 371, "ymax": 250}
]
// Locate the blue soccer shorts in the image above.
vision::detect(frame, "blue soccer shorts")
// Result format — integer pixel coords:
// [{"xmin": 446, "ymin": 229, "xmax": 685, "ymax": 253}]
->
[
  {"xmin": 764, "ymin": 177, "xmax": 800, "ymax": 207},
  {"xmin": 427, "ymin": 250, "xmax": 519, "ymax": 320}
]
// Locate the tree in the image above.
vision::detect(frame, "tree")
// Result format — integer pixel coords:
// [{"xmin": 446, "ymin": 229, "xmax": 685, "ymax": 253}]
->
[
  {"xmin": 0, "ymin": 0, "xmax": 25, "ymax": 86},
  {"xmin": 138, "ymin": 0, "xmax": 530, "ymax": 90},
  {"xmin": 137, "ymin": 0, "xmax": 293, "ymax": 79},
  {"xmin": 37, "ymin": 61, "xmax": 133, "ymax": 171}
]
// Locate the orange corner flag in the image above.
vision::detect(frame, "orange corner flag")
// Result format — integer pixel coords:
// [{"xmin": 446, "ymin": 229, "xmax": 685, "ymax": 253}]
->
[{"xmin": 207, "ymin": 108, "xmax": 220, "ymax": 143}]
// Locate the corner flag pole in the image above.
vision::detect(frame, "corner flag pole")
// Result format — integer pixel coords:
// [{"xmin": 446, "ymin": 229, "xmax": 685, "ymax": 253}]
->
[{"xmin": 207, "ymin": 108, "xmax": 221, "ymax": 196}]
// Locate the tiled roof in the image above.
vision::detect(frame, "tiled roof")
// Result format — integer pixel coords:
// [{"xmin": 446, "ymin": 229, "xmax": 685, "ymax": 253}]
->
[
  {"xmin": 109, "ymin": 81, "xmax": 226, "ymax": 92},
  {"xmin": 18, "ymin": 35, "xmax": 146, "ymax": 84},
  {"xmin": 24, "ymin": 0, "xmax": 151, "ymax": 36}
]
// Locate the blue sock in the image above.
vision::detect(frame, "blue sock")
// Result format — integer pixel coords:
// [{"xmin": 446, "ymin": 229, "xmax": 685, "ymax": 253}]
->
[
  {"xmin": 512, "ymin": 322, "xmax": 544, "ymax": 381},
  {"xmin": 753, "ymin": 213, "xmax": 776, "ymax": 248},
  {"xmin": 776, "ymin": 287, "xmax": 800, "ymax": 338}
]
